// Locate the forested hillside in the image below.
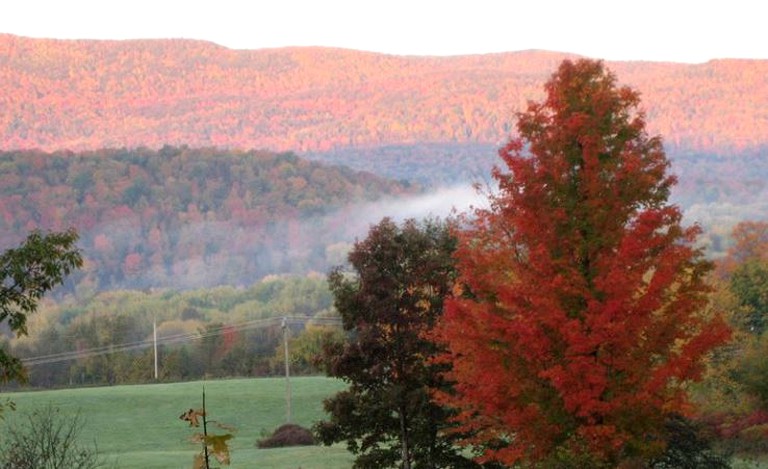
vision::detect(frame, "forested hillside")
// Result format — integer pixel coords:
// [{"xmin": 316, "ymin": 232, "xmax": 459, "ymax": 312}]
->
[
  {"xmin": 0, "ymin": 147, "xmax": 416, "ymax": 291},
  {"xmin": 1, "ymin": 34, "xmax": 766, "ymax": 155}
]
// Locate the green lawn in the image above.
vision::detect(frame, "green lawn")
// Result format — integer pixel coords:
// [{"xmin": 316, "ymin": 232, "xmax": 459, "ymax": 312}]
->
[
  {"xmin": 8, "ymin": 378, "xmax": 763, "ymax": 469},
  {"xmin": 1, "ymin": 377, "xmax": 354, "ymax": 469}
]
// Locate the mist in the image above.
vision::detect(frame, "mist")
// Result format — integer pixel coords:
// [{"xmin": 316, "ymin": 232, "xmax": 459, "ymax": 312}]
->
[
  {"xmin": 339, "ymin": 184, "xmax": 490, "ymax": 235},
  {"xmin": 74, "ymin": 176, "xmax": 746, "ymax": 292}
]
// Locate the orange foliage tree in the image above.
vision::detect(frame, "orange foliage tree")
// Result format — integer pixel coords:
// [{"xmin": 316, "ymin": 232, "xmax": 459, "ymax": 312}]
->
[
  {"xmin": 434, "ymin": 59, "xmax": 731, "ymax": 467},
  {"xmin": 717, "ymin": 220, "xmax": 768, "ymax": 277}
]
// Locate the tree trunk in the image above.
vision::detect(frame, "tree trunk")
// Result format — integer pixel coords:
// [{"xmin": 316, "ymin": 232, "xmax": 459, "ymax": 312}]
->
[{"xmin": 399, "ymin": 406, "xmax": 411, "ymax": 469}]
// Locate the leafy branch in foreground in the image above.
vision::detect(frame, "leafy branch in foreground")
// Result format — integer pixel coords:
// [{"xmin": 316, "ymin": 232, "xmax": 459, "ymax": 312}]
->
[
  {"xmin": 180, "ymin": 389, "xmax": 235, "ymax": 469},
  {"xmin": 1, "ymin": 228, "xmax": 82, "ymax": 383}
]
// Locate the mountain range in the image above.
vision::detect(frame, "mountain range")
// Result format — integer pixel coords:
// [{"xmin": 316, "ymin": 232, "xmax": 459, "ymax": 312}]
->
[{"xmin": 2, "ymin": 34, "xmax": 766, "ymax": 156}]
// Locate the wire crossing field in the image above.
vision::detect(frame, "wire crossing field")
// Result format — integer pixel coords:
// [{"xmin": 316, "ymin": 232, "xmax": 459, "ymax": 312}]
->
[{"xmin": 1, "ymin": 377, "xmax": 354, "ymax": 469}]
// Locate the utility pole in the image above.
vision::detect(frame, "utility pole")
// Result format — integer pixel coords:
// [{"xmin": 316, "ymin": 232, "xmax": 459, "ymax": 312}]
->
[
  {"xmin": 282, "ymin": 317, "xmax": 292, "ymax": 423},
  {"xmin": 153, "ymin": 316, "xmax": 158, "ymax": 380}
]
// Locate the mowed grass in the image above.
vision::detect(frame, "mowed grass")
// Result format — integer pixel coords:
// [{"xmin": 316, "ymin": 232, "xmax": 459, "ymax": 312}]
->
[{"xmin": 2, "ymin": 376, "xmax": 355, "ymax": 469}]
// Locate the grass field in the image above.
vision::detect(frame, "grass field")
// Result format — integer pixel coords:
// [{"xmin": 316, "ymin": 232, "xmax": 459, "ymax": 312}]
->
[
  {"xmin": 1, "ymin": 377, "xmax": 355, "ymax": 469},
  {"xmin": 6, "ymin": 377, "xmax": 767, "ymax": 469}
]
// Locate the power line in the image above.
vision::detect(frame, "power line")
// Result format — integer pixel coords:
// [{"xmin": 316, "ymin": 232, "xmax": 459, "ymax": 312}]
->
[{"xmin": 21, "ymin": 315, "xmax": 343, "ymax": 367}]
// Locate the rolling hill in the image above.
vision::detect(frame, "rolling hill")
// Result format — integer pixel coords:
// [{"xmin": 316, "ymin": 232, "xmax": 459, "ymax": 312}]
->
[{"xmin": 0, "ymin": 146, "xmax": 417, "ymax": 291}]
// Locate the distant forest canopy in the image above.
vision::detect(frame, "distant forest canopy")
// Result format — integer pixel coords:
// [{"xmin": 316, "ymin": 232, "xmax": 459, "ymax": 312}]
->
[
  {"xmin": 0, "ymin": 146, "xmax": 417, "ymax": 292},
  {"xmin": 1, "ymin": 34, "xmax": 767, "ymax": 155}
]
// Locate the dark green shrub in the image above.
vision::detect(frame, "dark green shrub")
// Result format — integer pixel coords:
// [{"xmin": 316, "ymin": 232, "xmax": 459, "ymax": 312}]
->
[{"xmin": 257, "ymin": 424, "xmax": 315, "ymax": 448}]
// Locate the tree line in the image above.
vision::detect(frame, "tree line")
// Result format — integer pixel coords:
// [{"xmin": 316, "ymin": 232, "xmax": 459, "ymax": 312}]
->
[{"xmin": 3, "ymin": 275, "xmax": 341, "ymax": 388}]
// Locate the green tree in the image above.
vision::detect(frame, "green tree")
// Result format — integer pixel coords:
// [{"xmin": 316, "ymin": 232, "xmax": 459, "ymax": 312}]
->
[
  {"xmin": 649, "ymin": 414, "xmax": 731, "ymax": 469},
  {"xmin": 729, "ymin": 260, "xmax": 768, "ymax": 334},
  {"xmin": 733, "ymin": 334, "xmax": 768, "ymax": 408},
  {"xmin": 315, "ymin": 218, "xmax": 485, "ymax": 469},
  {"xmin": 1, "ymin": 229, "xmax": 82, "ymax": 383},
  {"xmin": 271, "ymin": 324, "xmax": 344, "ymax": 375}
]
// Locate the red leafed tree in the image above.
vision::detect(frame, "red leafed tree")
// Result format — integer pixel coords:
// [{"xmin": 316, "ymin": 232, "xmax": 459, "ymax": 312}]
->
[{"xmin": 434, "ymin": 59, "xmax": 731, "ymax": 467}]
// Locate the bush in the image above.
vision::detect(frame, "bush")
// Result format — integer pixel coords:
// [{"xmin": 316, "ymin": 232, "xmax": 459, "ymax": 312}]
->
[
  {"xmin": 257, "ymin": 424, "xmax": 315, "ymax": 448},
  {"xmin": 650, "ymin": 414, "xmax": 732, "ymax": 469},
  {"xmin": 0, "ymin": 405, "xmax": 109, "ymax": 469}
]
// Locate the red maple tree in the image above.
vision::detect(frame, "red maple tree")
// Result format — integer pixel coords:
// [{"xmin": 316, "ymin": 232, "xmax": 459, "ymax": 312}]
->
[{"xmin": 435, "ymin": 59, "xmax": 731, "ymax": 466}]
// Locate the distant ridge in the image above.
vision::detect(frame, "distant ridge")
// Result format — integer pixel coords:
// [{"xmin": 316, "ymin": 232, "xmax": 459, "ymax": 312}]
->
[{"xmin": 1, "ymin": 34, "xmax": 767, "ymax": 154}]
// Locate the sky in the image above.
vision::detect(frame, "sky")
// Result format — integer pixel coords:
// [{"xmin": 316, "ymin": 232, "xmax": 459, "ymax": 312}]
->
[{"xmin": 1, "ymin": 0, "xmax": 765, "ymax": 64}]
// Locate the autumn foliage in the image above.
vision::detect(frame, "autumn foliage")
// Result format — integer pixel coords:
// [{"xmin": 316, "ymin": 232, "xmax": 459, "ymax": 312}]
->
[
  {"xmin": 434, "ymin": 60, "xmax": 731, "ymax": 466},
  {"xmin": 1, "ymin": 34, "xmax": 767, "ymax": 155}
]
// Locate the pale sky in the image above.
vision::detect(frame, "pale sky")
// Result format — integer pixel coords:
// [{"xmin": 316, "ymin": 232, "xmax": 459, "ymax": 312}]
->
[{"xmin": 1, "ymin": 0, "xmax": 765, "ymax": 63}]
